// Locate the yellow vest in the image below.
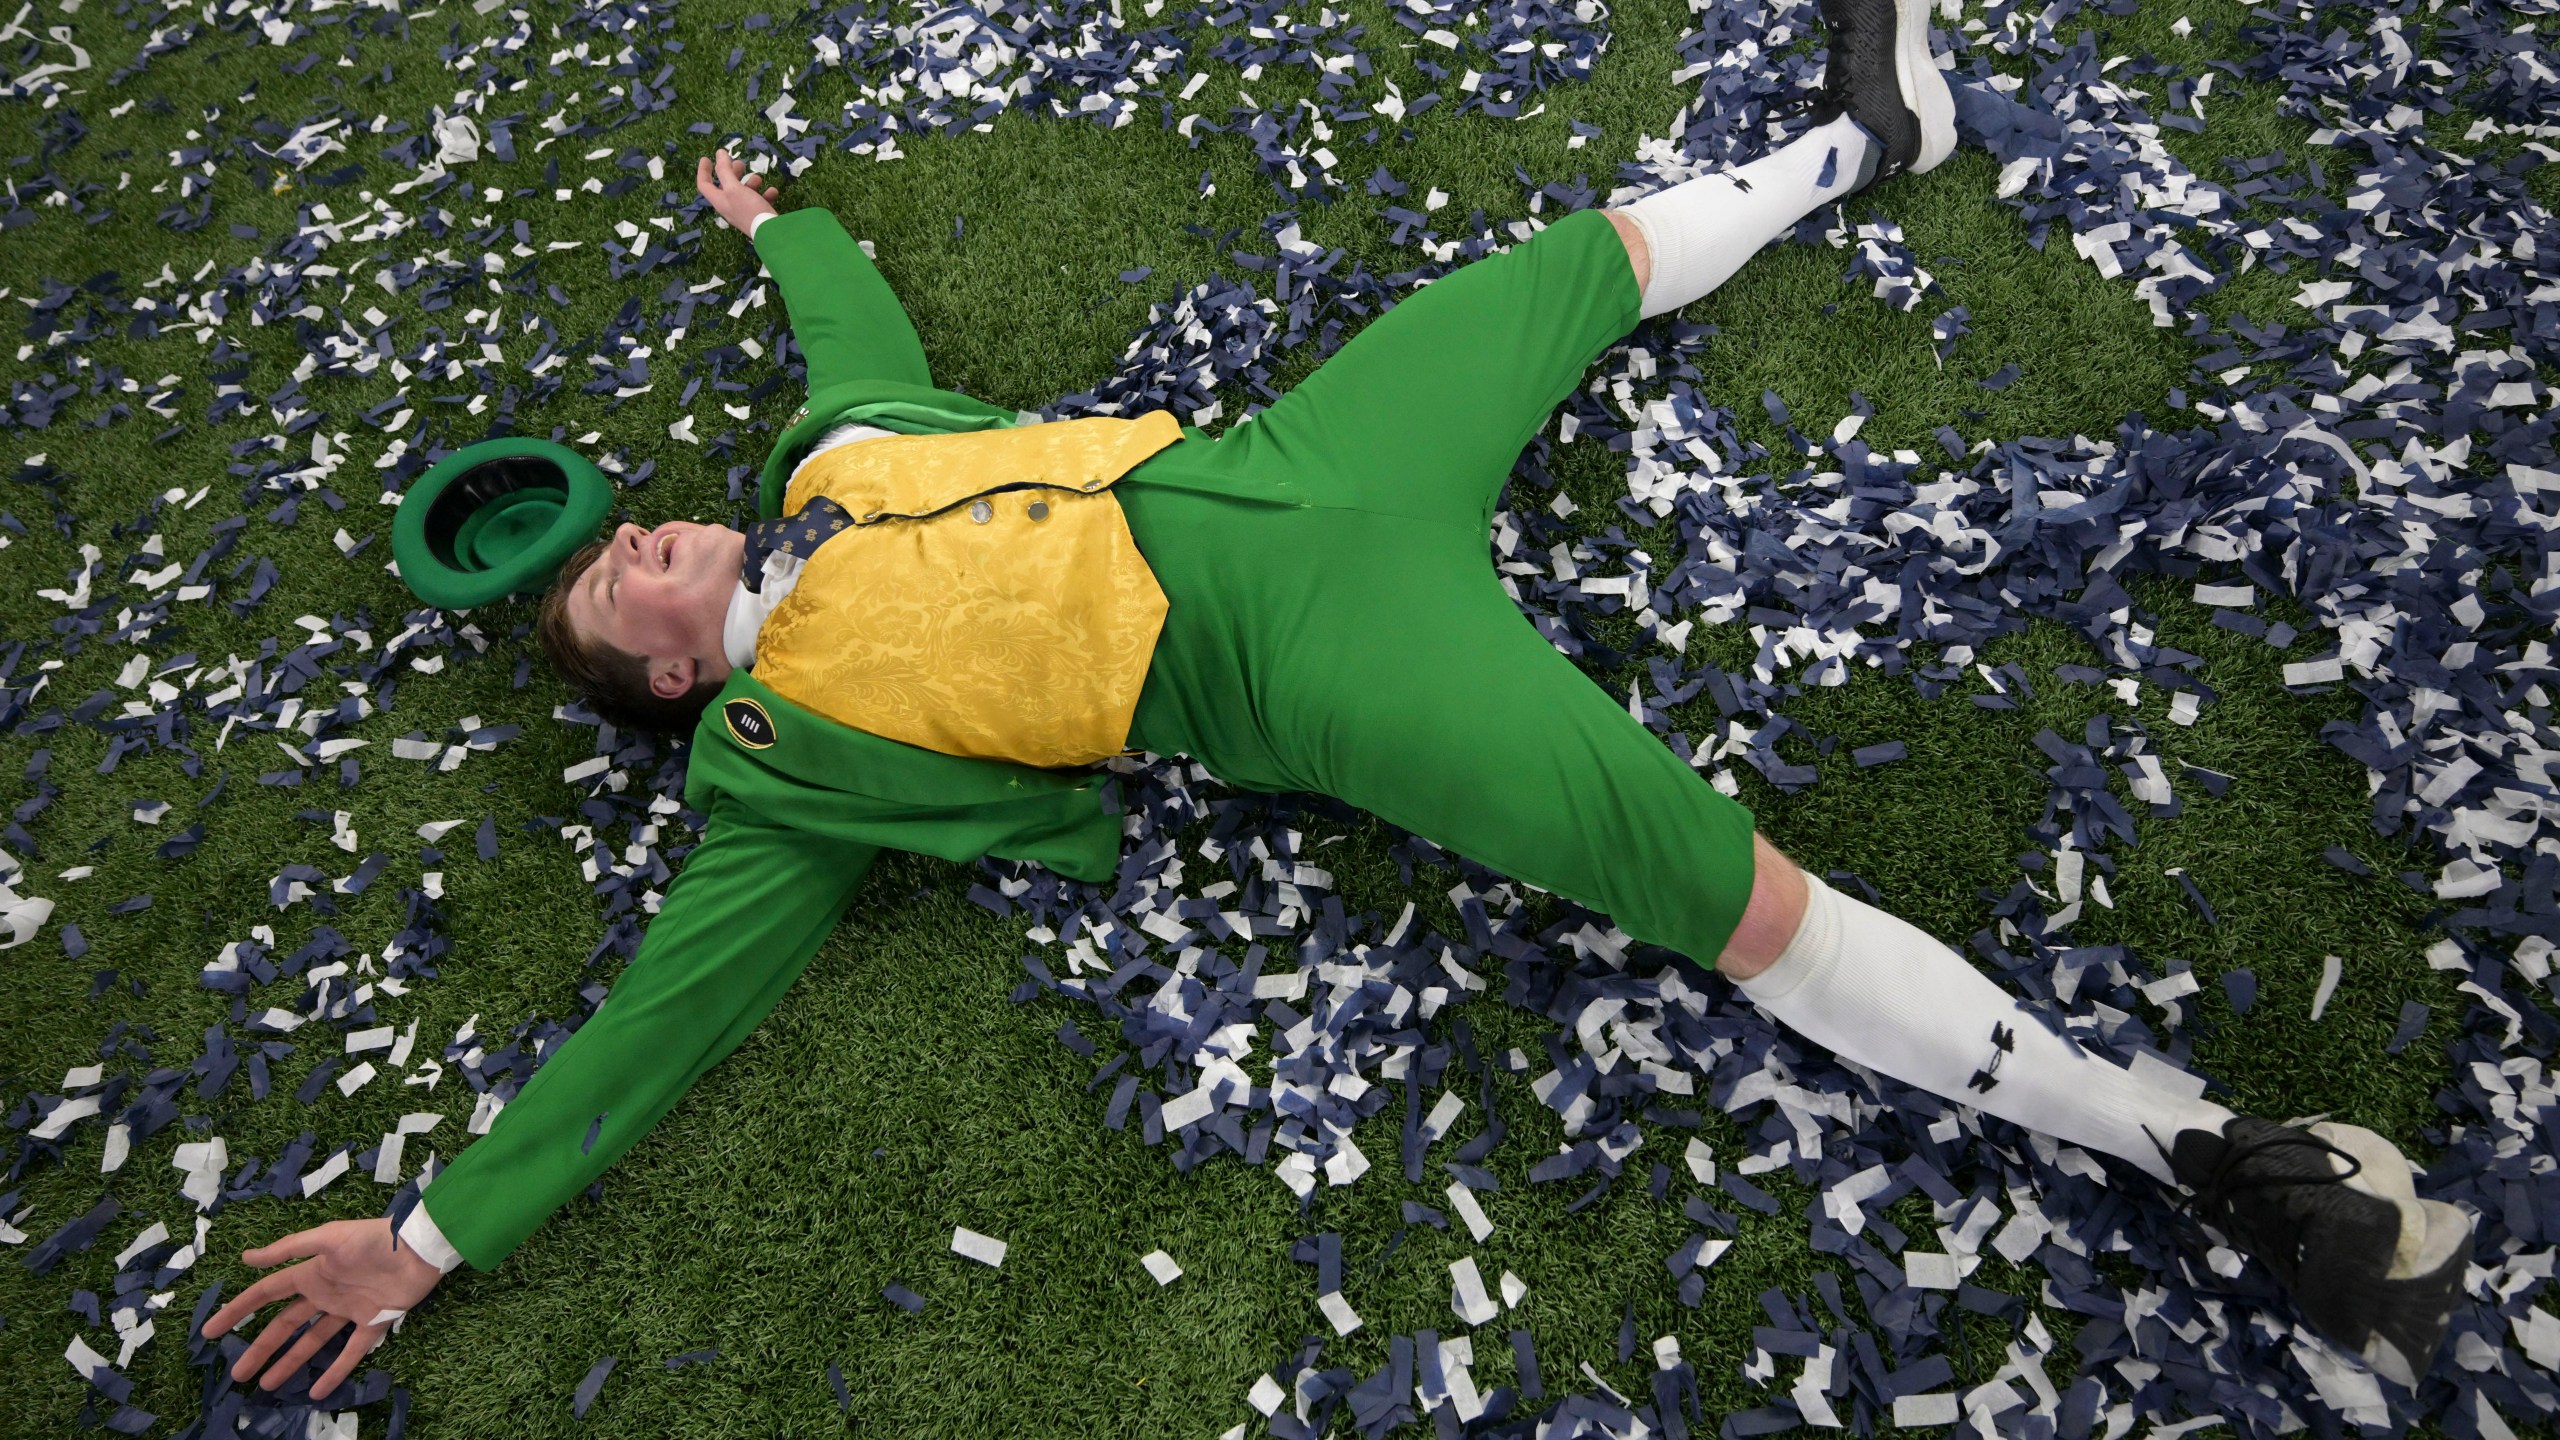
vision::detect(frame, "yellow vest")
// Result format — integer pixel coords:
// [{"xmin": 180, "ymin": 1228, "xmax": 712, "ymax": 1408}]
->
[{"xmin": 748, "ymin": 410, "xmax": 1184, "ymax": 769}]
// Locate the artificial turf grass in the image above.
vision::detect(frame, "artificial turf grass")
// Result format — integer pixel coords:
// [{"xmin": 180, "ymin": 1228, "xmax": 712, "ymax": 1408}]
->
[{"xmin": 0, "ymin": 0, "xmax": 2493, "ymax": 1433}]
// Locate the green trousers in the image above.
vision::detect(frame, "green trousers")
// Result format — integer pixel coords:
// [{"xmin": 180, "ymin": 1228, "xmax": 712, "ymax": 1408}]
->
[
  {"xmin": 1118, "ymin": 208, "xmax": 1756, "ymax": 964},
  {"xmin": 843, "ymin": 206, "xmax": 1760, "ymax": 965}
]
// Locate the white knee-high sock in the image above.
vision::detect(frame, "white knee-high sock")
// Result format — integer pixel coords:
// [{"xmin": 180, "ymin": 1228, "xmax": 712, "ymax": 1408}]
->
[
  {"xmin": 1733, "ymin": 872, "xmax": 2236, "ymax": 1183},
  {"xmin": 1618, "ymin": 115, "xmax": 1880, "ymax": 320}
]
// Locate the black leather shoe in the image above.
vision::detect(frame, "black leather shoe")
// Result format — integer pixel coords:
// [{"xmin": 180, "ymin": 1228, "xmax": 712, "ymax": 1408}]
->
[
  {"xmin": 2169, "ymin": 1116, "xmax": 2473, "ymax": 1388},
  {"xmin": 1800, "ymin": 0, "xmax": 1957, "ymax": 192}
]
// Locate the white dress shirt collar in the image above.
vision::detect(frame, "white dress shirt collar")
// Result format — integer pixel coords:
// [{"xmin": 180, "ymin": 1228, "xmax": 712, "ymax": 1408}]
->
[{"xmin": 722, "ymin": 550, "xmax": 808, "ymax": 671}]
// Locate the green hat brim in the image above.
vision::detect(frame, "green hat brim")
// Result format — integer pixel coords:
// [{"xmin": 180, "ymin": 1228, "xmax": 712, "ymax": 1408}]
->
[{"xmin": 391, "ymin": 438, "xmax": 613, "ymax": 610}]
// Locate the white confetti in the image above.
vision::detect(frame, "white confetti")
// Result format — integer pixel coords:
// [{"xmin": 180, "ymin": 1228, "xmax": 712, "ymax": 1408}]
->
[
  {"xmin": 1794, "ymin": 1347, "xmax": 1843, "ymax": 1428},
  {"xmin": 174, "ymin": 1138, "xmax": 229, "ymax": 1210},
  {"xmin": 112, "ymin": 1220, "xmax": 169, "ymax": 1269},
  {"xmin": 65, "ymin": 1334, "xmax": 114, "ymax": 1384},
  {"xmin": 372, "ymin": 1132, "xmax": 407, "ymax": 1185},
  {"xmin": 30, "ymin": 1095, "xmax": 99, "ymax": 1141},
  {"xmin": 1445, "ymin": 1181, "xmax": 1494, "ymax": 1243},
  {"xmin": 1419, "ymin": 1090, "xmax": 1465, "ymax": 1143},
  {"xmin": 0, "ymin": 878, "xmax": 53, "ymax": 950},
  {"xmin": 1246, "ymin": 1374, "xmax": 1286, "ymax": 1415},
  {"xmin": 951, "ymin": 1227, "xmax": 1007, "ymax": 1267},
  {"xmin": 1158, "ymin": 1083, "xmax": 1216, "ymax": 1131},
  {"xmin": 1905, "ymin": 1251, "xmax": 1961, "ymax": 1290},
  {"xmin": 2310, "ymin": 954, "xmax": 2344, "ymax": 1021},
  {"xmin": 1449, "ymin": 1256, "xmax": 1499, "ymax": 1326},
  {"xmin": 1684, "ymin": 1136, "xmax": 1716, "ymax": 1184},
  {"xmin": 300, "ymin": 1148, "xmax": 350, "ymax": 1198}
]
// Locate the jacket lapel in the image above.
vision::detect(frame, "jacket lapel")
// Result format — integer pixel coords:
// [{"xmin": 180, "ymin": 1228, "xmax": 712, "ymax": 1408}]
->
[{"xmin": 757, "ymin": 380, "xmax": 1028, "ymax": 520}]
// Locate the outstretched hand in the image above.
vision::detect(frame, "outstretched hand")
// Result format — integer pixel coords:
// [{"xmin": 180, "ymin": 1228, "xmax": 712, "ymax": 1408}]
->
[
  {"xmin": 697, "ymin": 149, "xmax": 786, "ymax": 234},
  {"xmin": 202, "ymin": 1218, "xmax": 446, "ymax": 1402}
]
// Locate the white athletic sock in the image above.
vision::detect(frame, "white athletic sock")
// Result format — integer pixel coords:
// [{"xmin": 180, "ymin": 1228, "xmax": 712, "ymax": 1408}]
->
[
  {"xmin": 1733, "ymin": 871, "xmax": 2236, "ymax": 1183},
  {"xmin": 1618, "ymin": 115, "xmax": 1881, "ymax": 320}
]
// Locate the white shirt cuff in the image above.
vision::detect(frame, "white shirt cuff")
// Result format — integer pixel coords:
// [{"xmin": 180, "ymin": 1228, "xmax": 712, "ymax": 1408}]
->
[
  {"xmin": 398, "ymin": 1195, "xmax": 467, "ymax": 1274},
  {"xmin": 748, "ymin": 210, "xmax": 775, "ymax": 241}
]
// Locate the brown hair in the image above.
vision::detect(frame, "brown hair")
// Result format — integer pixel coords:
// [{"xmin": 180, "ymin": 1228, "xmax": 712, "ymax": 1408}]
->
[{"xmin": 534, "ymin": 538, "xmax": 724, "ymax": 737}]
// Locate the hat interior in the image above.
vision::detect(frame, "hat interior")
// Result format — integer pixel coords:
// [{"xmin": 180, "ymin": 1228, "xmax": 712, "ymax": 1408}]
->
[{"xmin": 424, "ymin": 454, "xmax": 570, "ymax": 573}]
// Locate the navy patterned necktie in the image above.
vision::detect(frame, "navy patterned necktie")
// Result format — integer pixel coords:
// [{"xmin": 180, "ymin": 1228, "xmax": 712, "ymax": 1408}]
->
[{"xmin": 739, "ymin": 495, "xmax": 855, "ymax": 594}]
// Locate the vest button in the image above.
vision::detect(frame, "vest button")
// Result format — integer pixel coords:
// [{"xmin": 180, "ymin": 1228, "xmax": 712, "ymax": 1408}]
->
[
  {"xmin": 1082, "ymin": 479, "xmax": 1102, "ymax": 490},
  {"xmin": 1026, "ymin": 501, "xmax": 1050, "ymax": 521},
  {"xmin": 969, "ymin": 500, "xmax": 993, "ymax": 523}
]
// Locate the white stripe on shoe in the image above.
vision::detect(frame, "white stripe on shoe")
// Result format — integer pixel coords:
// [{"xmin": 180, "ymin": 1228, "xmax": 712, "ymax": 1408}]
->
[{"xmin": 1892, "ymin": 0, "xmax": 1956, "ymax": 172}]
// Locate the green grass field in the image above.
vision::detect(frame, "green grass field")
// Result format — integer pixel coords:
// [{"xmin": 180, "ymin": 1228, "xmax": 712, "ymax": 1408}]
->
[{"xmin": 0, "ymin": 0, "xmax": 2512, "ymax": 1433}]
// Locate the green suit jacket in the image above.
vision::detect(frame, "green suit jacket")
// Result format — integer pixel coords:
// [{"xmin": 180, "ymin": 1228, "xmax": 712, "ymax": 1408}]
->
[{"xmin": 415, "ymin": 211, "xmax": 1150, "ymax": 1270}]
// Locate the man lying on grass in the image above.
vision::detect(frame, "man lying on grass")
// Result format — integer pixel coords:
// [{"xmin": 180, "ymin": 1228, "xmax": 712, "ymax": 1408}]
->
[{"xmin": 209, "ymin": 0, "xmax": 2471, "ymax": 1406}]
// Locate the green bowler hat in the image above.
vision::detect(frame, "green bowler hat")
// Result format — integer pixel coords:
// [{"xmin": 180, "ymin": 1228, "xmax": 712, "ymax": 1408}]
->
[{"xmin": 391, "ymin": 438, "xmax": 612, "ymax": 609}]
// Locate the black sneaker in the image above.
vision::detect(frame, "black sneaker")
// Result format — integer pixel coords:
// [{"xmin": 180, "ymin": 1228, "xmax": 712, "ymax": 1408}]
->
[
  {"xmin": 2169, "ymin": 1116, "xmax": 2473, "ymax": 1388},
  {"xmin": 1802, "ymin": 0, "xmax": 1958, "ymax": 192}
]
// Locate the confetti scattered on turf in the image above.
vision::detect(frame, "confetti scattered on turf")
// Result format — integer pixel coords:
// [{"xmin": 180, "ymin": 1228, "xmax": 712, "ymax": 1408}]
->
[{"xmin": 2, "ymin": 0, "xmax": 2555, "ymax": 1433}]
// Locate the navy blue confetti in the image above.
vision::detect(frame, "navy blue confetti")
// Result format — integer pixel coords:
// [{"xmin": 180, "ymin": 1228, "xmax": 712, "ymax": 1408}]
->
[{"xmin": 571, "ymin": 1355, "xmax": 615, "ymax": 1419}]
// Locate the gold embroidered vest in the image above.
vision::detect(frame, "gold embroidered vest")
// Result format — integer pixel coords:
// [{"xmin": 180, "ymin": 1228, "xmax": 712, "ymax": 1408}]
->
[{"xmin": 748, "ymin": 410, "xmax": 1183, "ymax": 769}]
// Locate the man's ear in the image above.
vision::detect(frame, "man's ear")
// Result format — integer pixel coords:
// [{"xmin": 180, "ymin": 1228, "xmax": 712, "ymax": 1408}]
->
[{"xmin": 647, "ymin": 654, "xmax": 698, "ymax": 699}]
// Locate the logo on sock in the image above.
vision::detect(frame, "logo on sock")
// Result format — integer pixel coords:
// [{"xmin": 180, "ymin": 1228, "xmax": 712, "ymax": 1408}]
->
[{"xmin": 1966, "ymin": 1022, "xmax": 2016, "ymax": 1094}]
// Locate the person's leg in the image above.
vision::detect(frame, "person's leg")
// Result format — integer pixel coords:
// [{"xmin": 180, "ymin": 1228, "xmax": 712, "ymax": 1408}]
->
[
  {"xmin": 1606, "ymin": 112, "xmax": 1881, "ymax": 321},
  {"xmin": 1205, "ymin": 205, "xmax": 1641, "ymax": 538},
  {"xmin": 1169, "ymin": 506, "xmax": 2245, "ymax": 1181},
  {"xmin": 1146, "ymin": 510, "xmax": 2204, "ymax": 1193},
  {"xmin": 1720, "ymin": 843, "xmax": 2236, "ymax": 1183},
  {"xmin": 1602, "ymin": 210, "xmax": 1652, "ymax": 299},
  {"xmin": 1211, "ymin": 111, "xmax": 1887, "ymax": 541},
  {"xmin": 1725, "ymin": 800, "xmax": 2470, "ymax": 1387}
]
